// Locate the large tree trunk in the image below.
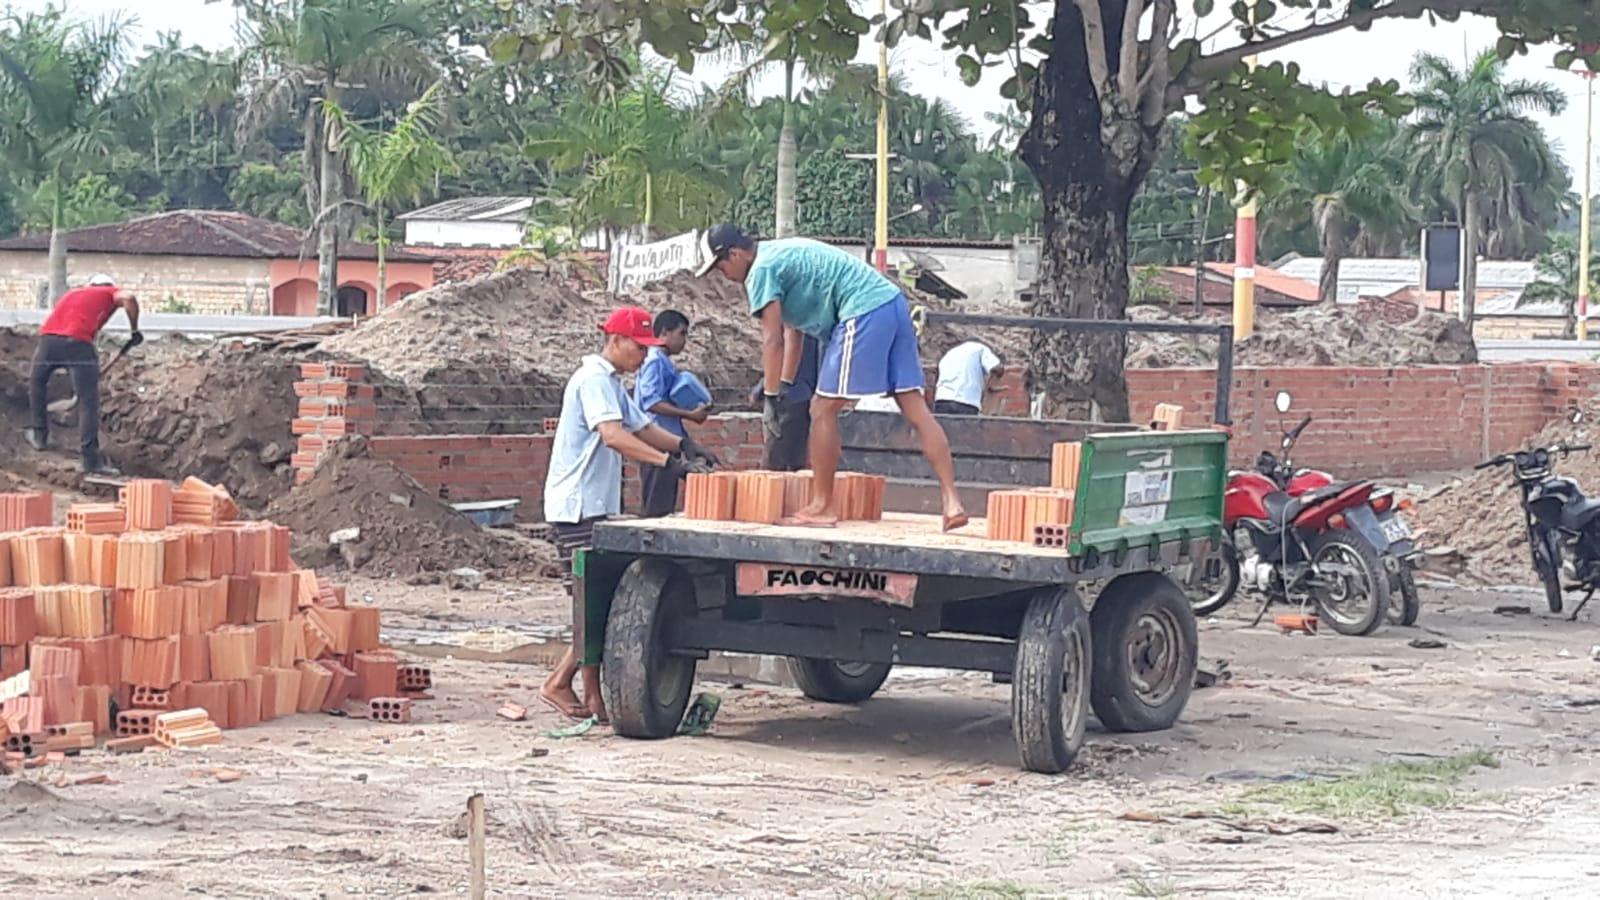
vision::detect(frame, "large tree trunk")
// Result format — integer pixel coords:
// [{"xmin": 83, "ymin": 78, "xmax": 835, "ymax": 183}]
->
[
  {"xmin": 1460, "ymin": 191, "xmax": 1479, "ymax": 328},
  {"xmin": 1315, "ymin": 204, "xmax": 1345, "ymax": 304},
  {"xmin": 774, "ymin": 56, "xmax": 798, "ymax": 239},
  {"xmin": 1017, "ymin": 0, "xmax": 1150, "ymax": 423}
]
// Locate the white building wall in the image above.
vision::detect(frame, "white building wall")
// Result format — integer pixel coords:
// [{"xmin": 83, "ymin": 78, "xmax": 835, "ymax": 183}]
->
[{"xmin": 403, "ymin": 219, "xmax": 524, "ymax": 248}]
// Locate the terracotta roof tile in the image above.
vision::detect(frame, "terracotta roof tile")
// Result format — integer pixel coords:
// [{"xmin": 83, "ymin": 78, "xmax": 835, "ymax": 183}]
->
[{"xmin": 0, "ymin": 210, "xmax": 436, "ymax": 262}]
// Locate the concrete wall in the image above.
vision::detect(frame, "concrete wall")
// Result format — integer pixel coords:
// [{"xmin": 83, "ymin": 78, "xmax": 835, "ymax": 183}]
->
[{"xmin": 0, "ymin": 250, "xmax": 272, "ymax": 314}]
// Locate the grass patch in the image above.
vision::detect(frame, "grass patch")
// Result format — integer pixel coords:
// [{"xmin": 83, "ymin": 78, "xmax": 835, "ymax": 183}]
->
[
  {"xmin": 1124, "ymin": 873, "xmax": 1176, "ymax": 898},
  {"xmin": 908, "ymin": 881, "xmax": 1035, "ymax": 900},
  {"xmin": 1232, "ymin": 749, "xmax": 1499, "ymax": 819}
]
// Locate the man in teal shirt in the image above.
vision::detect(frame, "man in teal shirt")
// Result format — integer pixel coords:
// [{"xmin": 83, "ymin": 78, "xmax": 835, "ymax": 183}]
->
[{"xmin": 698, "ymin": 224, "xmax": 967, "ymax": 532}]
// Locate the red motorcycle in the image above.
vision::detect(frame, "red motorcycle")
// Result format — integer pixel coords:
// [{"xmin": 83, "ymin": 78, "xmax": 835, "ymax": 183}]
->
[{"xmin": 1186, "ymin": 391, "xmax": 1391, "ymax": 636}]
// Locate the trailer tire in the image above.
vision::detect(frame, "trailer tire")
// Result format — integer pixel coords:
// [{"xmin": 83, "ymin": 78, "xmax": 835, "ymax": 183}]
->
[
  {"xmin": 600, "ymin": 558, "xmax": 697, "ymax": 739},
  {"xmin": 1011, "ymin": 586, "xmax": 1092, "ymax": 774},
  {"xmin": 1089, "ymin": 573, "xmax": 1197, "ymax": 733},
  {"xmin": 787, "ymin": 658, "xmax": 892, "ymax": 703}
]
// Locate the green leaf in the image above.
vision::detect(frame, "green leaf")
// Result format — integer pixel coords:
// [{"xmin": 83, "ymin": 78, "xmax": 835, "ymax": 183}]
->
[
  {"xmin": 1195, "ymin": 0, "xmax": 1215, "ymax": 15},
  {"xmin": 956, "ymin": 53, "xmax": 981, "ymax": 87}
]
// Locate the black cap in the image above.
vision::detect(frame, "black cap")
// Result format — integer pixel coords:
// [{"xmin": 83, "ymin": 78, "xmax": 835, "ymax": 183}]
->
[{"xmin": 695, "ymin": 223, "xmax": 754, "ymax": 276}]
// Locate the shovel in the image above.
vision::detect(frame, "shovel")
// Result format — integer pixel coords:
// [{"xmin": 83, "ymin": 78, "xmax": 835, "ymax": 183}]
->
[{"xmin": 46, "ymin": 336, "xmax": 140, "ymax": 415}]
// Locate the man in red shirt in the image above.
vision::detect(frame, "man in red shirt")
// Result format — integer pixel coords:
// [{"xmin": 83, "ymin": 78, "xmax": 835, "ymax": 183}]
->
[{"xmin": 27, "ymin": 274, "xmax": 142, "ymax": 475}]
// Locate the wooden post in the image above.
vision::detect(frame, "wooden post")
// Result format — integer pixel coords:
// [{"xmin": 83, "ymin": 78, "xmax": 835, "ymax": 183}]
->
[{"xmin": 467, "ymin": 793, "xmax": 486, "ymax": 900}]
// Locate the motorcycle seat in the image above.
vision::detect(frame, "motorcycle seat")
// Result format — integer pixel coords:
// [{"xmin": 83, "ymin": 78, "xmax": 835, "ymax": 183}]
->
[
  {"xmin": 1562, "ymin": 496, "xmax": 1600, "ymax": 532},
  {"xmin": 1263, "ymin": 492, "xmax": 1302, "ymax": 525}
]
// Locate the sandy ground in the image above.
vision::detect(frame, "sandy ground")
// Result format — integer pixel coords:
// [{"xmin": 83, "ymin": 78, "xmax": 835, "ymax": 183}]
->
[{"xmin": 4, "ymin": 574, "xmax": 1600, "ymax": 899}]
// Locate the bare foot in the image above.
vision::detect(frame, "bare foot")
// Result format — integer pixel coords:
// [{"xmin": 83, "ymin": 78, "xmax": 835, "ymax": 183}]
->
[
  {"xmin": 586, "ymin": 690, "xmax": 610, "ymax": 726},
  {"xmin": 781, "ymin": 509, "xmax": 839, "ymax": 528},
  {"xmin": 941, "ymin": 505, "xmax": 970, "ymax": 533},
  {"xmin": 538, "ymin": 685, "xmax": 587, "ymax": 721}
]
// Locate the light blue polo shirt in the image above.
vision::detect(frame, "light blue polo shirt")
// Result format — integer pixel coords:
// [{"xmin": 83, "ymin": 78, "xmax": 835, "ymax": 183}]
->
[
  {"xmin": 543, "ymin": 354, "xmax": 650, "ymax": 524},
  {"xmin": 746, "ymin": 238, "xmax": 901, "ymax": 338}
]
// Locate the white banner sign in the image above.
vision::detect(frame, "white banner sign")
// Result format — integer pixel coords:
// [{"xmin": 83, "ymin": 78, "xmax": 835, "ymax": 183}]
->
[{"xmin": 609, "ymin": 230, "xmax": 703, "ymax": 294}]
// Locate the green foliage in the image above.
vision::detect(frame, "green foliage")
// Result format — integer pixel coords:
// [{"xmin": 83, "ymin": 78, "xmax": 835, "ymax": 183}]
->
[
  {"xmin": 794, "ymin": 148, "xmax": 873, "ymax": 237},
  {"xmin": 1521, "ymin": 233, "xmax": 1600, "ymax": 338},
  {"xmin": 18, "ymin": 173, "xmax": 159, "ymax": 232},
  {"xmin": 1230, "ymin": 749, "xmax": 1498, "ymax": 820},
  {"xmin": 228, "ymin": 162, "xmax": 309, "ymax": 227}
]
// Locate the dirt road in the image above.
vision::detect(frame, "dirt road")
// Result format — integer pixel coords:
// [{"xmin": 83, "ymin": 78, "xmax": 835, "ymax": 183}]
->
[{"xmin": 5, "ymin": 579, "xmax": 1600, "ymax": 898}]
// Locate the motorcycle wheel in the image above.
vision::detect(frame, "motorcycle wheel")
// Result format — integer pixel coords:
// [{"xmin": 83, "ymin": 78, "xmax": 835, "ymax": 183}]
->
[
  {"xmin": 1309, "ymin": 531, "xmax": 1388, "ymax": 636},
  {"xmin": 1532, "ymin": 529, "xmax": 1564, "ymax": 615},
  {"xmin": 1185, "ymin": 541, "xmax": 1240, "ymax": 616},
  {"xmin": 1389, "ymin": 566, "xmax": 1420, "ymax": 627}
]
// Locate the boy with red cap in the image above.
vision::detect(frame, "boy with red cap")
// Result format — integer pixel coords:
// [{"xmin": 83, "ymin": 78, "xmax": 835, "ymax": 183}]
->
[
  {"xmin": 539, "ymin": 306, "xmax": 719, "ymax": 723},
  {"xmin": 26, "ymin": 274, "xmax": 142, "ymax": 475}
]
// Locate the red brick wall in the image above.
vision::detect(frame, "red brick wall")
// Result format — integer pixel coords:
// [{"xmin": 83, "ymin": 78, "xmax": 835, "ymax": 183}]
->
[
  {"xmin": 367, "ymin": 435, "xmax": 553, "ymax": 511},
  {"xmin": 1126, "ymin": 363, "xmax": 1598, "ymax": 477}
]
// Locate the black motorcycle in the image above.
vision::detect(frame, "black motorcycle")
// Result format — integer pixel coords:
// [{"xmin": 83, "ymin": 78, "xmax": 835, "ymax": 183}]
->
[{"xmin": 1476, "ymin": 415, "xmax": 1598, "ymax": 618}]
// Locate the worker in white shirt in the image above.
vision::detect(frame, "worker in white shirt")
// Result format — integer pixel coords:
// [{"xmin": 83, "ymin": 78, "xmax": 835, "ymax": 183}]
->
[{"xmin": 933, "ymin": 340, "xmax": 1003, "ymax": 416}]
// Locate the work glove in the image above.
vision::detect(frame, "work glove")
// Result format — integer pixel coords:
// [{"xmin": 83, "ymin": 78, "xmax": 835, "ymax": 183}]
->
[
  {"xmin": 762, "ymin": 392, "xmax": 783, "ymax": 440},
  {"xmin": 125, "ymin": 331, "xmax": 145, "ymax": 351},
  {"xmin": 680, "ymin": 434, "xmax": 722, "ymax": 469},
  {"xmin": 663, "ymin": 452, "xmax": 712, "ymax": 479}
]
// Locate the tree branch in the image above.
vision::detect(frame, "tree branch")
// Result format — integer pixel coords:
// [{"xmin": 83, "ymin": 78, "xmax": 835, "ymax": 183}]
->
[
  {"xmin": 1074, "ymin": 0, "xmax": 1113, "ymax": 103},
  {"xmin": 1137, "ymin": 0, "xmax": 1176, "ymax": 126},
  {"xmin": 1117, "ymin": 0, "xmax": 1146, "ymax": 103},
  {"xmin": 1171, "ymin": 0, "xmax": 1496, "ymax": 97}
]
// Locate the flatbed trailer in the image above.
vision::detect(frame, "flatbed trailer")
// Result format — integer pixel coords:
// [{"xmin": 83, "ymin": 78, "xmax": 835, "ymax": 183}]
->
[{"xmin": 577, "ymin": 428, "xmax": 1229, "ymax": 773}]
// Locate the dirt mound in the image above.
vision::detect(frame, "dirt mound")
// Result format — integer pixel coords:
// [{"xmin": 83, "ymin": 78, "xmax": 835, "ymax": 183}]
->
[
  {"xmin": 1414, "ymin": 405, "xmax": 1600, "ymax": 585},
  {"xmin": 1126, "ymin": 304, "xmax": 1478, "ymax": 368},
  {"xmin": 319, "ymin": 267, "xmax": 764, "ymax": 413},
  {"xmin": 263, "ymin": 436, "xmax": 546, "ymax": 578},
  {"xmin": 97, "ymin": 339, "xmax": 297, "ymax": 510}
]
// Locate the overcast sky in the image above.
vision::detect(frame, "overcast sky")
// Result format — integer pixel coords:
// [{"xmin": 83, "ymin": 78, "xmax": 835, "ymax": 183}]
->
[{"xmin": 14, "ymin": 0, "xmax": 1595, "ymax": 186}]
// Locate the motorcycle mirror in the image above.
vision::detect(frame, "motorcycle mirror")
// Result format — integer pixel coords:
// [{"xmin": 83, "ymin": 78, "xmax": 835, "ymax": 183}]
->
[
  {"xmin": 1282, "ymin": 434, "xmax": 1293, "ymax": 449},
  {"xmin": 1274, "ymin": 391, "xmax": 1292, "ymax": 413}
]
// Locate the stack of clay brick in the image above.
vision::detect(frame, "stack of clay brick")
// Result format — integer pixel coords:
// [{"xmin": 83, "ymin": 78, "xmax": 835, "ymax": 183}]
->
[
  {"xmin": 986, "ymin": 441, "xmax": 1081, "ymax": 546},
  {"xmin": 1151, "ymin": 403, "xmax": 1185, "ymax": 431},
  {"xmin": 0, "ymin": 479, "xmax": 430, "ymax": 763},
  {"xmin": 290, "ymin": 362, "xmax": 375, "ymax": 486},
  {"xmin": 684, "ymin": 470, "xmax": 886, "ymax": 524}
]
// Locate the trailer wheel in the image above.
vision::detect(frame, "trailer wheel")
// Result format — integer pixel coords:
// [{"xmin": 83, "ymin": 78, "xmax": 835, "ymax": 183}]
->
[
  {"xmin": 787, "ymin": 658, "xmax": 892, "ymax": 703},
  {"xmin": 600, "ymin": 558, "xmax": 697, "ymax": 739},
  {"xmin": 1011, "ymin": 586, "xmax": 1092, "ymax": 774},
  {"xmin": 1089, "ymin": 573, "xmax": 1197, "ymax": 733}
]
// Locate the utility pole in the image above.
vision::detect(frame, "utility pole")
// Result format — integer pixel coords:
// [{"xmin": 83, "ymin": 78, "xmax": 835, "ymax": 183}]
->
[
  {"xmin": 1582, "ymin": 69, "xmax": 1594, "ymax": 341},
  {"xmin": 1232, "ymin": 0, "xmax": 1259, "ymax": 338},
  {"xmin": 1193, "ymin": 187, "xmax": 1213, "ymax": 315},
  {"xmin": 874, "ymin": 0, "xmax": 890, "ymax": 273}
]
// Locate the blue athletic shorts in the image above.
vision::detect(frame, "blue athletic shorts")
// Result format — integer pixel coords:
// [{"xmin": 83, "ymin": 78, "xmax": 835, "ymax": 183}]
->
[{"xmin": 816, "ymin": 293, "xmax": 925, "ymax": 400}]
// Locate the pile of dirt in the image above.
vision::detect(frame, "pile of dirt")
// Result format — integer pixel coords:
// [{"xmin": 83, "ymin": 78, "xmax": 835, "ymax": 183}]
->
[
  {"xmin": 319, "ymin": 267, "xmax": 764, "ymax": 410},
  {"xmin": 264, "ymin": 437, "xmax": 550, "ymax": 578},
  {"xmin": 1125, "ymin": 304, "xmax": 1478, "ymax": 368},
  {"xmin": 1414, "ymin": 405, "xmax": 1600, "ymax": 585},
  {"xmin": 97, "ymin": 339, "xmax": 298, "ymax": 510}
]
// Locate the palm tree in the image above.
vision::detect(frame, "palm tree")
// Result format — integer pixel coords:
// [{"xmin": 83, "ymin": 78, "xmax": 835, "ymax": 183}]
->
[
  {"xmin": 235, "ymin": 0, "xmax": 434, "ymax": 314},
  {"xmin": 1520, "ymin": 233, "xmax": 1600, "ymax": 340},
  {"xmin": 528, "ymin": 67, "xmax": 728, "ymax": 243},
  {"xmin": 1267, "ymin": 117, "xmax": 1417, "ymax": 304},
  {"xmin": 1406, "ymin": 50, "xmax": 1568, "ymax": 325},
  {"xmin": 0, "ymin": 8, "xmax": 128, "ymax": 301},
  {"xmin": 323, "ymin": 81, "xmax": 457, "ymax": 304}
]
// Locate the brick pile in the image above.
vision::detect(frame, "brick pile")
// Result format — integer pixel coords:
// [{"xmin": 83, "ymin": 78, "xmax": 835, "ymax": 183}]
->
[
  {"xmin": 683, "ymin": 471, "xmax": 885, "ymax": 523},
  {"xmin": 0, "ymin": 480, "xmax": 430, "ymax": 765},
  {"xmin": 987, "ymin": 440, "xmax": 1082, "ymax": 544},
  {"xmin": 291, "ymin": 362, "xmax": 376, "ymax": 486}
]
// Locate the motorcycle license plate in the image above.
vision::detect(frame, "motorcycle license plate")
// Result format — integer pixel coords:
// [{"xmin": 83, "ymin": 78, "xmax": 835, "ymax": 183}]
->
[{"xmin": 1382, "ymin": 517, "xmax": 1411, "ymax": 542}]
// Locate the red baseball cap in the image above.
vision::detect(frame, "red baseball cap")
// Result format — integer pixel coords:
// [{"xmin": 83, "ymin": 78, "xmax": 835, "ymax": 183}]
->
[{"xmin": 600, "ymin": 306, "xmax": 664, "ymax": 346}]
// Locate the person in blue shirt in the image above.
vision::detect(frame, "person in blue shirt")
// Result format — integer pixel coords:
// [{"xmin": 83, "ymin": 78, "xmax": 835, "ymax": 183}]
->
[
  {"xmin": 633, "ymin": 309, "xmax": 710, "ymax": 517},
  {"xmin": 699, "ymin": 224, "xmax": 968, "ymax": 532}
]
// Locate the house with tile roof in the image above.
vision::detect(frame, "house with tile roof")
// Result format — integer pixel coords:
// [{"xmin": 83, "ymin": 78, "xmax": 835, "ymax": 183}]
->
[{"xmin": 0, "ymin": 210, "xmax": 438, "ymax": 317}]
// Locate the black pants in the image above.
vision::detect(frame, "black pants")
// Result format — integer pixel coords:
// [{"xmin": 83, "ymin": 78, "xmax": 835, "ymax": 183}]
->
[
  {"xmin": 933, "ymin": 399, "xmax": 980, "ymax": 416},
  {"xmin": 763, "ymin": 403, "xmax": 812, "ymax": 471},
  {"xmin": 30, "ymin": 335, "xmax": 101, "ymax": 467},
  {"xmin": 639, "ymin": 462, "xmax": 680, "ymax": 518}
]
